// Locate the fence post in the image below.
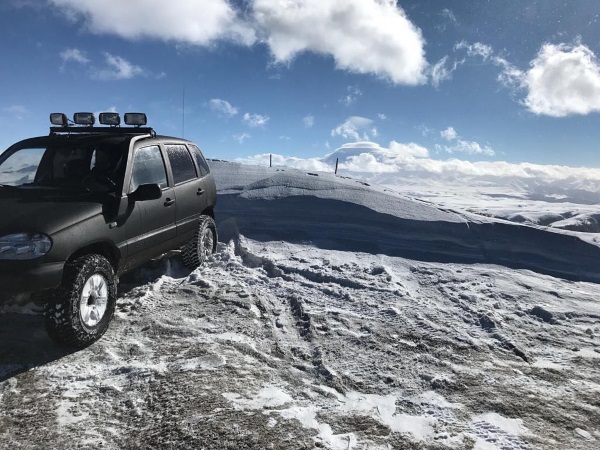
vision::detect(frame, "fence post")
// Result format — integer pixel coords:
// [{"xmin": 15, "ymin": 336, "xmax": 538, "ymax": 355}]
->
[
  {"xmin": 270, "ymin": 154, "xmax": 272, "ymax": 168},
  {"xmin": 335, "ymin": 157, "xmax": 339, "ymax": 175}
]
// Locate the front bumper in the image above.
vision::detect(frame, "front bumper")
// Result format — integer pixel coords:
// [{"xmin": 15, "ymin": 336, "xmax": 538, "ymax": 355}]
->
[{"xmin": 0, "ymin": 261, "xmax": 64, "ymax": 302}]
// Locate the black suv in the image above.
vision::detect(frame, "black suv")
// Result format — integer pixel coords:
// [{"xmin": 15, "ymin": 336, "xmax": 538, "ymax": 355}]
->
[{"xmin": 0, "ymin": 112, "xmax": 217, "ymax": 348}]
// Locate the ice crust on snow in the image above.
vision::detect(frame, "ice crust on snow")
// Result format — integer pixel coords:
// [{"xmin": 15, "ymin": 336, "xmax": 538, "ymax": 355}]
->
[{"xmin": 223, "ymin": 386, "xmax": 437, "ymax": 448}]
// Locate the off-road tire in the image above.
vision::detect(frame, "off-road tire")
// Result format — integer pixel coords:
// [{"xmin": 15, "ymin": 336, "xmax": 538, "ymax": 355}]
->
[
  {"xmin": 45, "ymin": 254, "xmax": 117, "ymax": 349},
  {"xmin": 182, "ymin": 215, "xmax": 218, "ymax": 269}
]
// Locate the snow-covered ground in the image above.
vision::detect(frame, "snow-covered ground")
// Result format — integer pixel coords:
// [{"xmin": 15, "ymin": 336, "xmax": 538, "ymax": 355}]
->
[{"xmin": 1, "ymin": 161, "xmax": 599, "ymax": 449}]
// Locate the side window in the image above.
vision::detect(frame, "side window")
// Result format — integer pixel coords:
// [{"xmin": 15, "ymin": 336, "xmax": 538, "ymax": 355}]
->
[
  {"xmin": 166, "ymin": 144, "xmax": 197, "ymax": 184},
  {"xmin": 189, "ymin": 144, "xmax": 210, "ymax": 177},
  {"xmin": 130, "ymin": 145, "xmax": 168, "ymax": 192}
]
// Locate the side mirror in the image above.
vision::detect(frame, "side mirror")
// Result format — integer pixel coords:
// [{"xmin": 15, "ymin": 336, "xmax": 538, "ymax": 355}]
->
[{"xmin": 128, "ymin": 183, "xmax": 162, "ymax": 201}]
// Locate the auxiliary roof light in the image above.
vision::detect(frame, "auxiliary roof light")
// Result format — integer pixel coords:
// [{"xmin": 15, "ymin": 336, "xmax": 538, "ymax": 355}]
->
[
  {"xmin": 73, "ymin": 112, "xmax": 95, "ymax": 126},
  {"xmin": 124, "ymin": 113, "xmax": 147, "ymax": 127},
  {"xmin": 50, "ymin": 113, "xmax": 68, "ymax": 127},
  {"xmin": 99, "ymin": 112, "xmax": 121, "ymax": 126}
]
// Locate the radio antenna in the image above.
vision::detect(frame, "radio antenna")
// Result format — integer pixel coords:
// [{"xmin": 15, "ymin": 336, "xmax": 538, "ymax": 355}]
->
[{"xmin": 182, "ymin": 86, "xmax": 186, "ymax": 138}]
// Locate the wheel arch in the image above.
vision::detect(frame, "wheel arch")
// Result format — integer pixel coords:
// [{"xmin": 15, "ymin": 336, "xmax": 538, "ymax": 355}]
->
[
  {"xmin": 201, "ymin": 206, "xmax": 215, "ymax": 219},
  {"xmin": 67, "ymin": 241, "xmax": 121, "ymax": 273}
]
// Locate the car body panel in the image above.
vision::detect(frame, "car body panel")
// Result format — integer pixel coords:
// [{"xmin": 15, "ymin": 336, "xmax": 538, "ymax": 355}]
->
[{"xmin": 0, "ymin": 129, "xmax": 217, "ymax": 304}]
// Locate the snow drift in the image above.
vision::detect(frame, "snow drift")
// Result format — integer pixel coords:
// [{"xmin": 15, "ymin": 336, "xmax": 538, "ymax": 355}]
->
[{"xmin": 213, "ymin": 160, "xmax": 600, "ymax": 284}]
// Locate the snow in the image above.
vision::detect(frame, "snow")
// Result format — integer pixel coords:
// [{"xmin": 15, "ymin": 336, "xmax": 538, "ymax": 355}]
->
[{"xmin": 1, "ymin": 160, "xmax": 599, "ymax": 449}]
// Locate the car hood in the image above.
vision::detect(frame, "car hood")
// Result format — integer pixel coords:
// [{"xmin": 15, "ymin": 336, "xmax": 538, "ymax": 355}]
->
[{"xmin": 0, "ymin": 188, "xmax": 106, "ymax": 236}]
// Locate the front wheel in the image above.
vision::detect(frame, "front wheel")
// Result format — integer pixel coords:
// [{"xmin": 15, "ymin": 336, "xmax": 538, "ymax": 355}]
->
[
  {"xmin": 45, "ymin": 254, "xmax": 117, "ymax": 348},
  {"xmin": 182, "ymin": 215, "xmax": 218, "ymax": 269}
]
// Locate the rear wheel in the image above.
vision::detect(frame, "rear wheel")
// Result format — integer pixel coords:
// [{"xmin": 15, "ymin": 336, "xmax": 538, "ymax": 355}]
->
[
  {"xmin": 45, "ymin": 254, "xmax": 117, "ymax": 348},
  {"xmin": 182, "ymin": 215, "xmax": 217, "ymax": 269}
]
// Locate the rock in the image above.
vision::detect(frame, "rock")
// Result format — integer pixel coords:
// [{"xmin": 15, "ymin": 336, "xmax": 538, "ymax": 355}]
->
[
  {"xmin": 479, "ymin": 314, "xmax": 497, "ymax": 330},
  {"xmin": 530, "ymin": 306, "xmax": 554, "ymax": 323}
]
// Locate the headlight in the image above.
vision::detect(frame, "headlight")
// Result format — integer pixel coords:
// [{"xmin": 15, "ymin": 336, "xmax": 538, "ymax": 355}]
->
[{"xmin": 0, "ymin": 233, "xmax": 52, "ymax": 260}]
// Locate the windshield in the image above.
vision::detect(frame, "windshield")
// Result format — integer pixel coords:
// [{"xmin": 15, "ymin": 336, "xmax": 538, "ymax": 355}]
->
[{"xmin": 0, "ymin": 140, "xmax": 127, "ymax": 192}]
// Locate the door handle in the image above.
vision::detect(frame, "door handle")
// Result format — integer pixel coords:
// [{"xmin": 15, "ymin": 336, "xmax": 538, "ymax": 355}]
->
[
  {"xmin": 164, "ymin": 198, "xmax": 175, "ymax": 206},
  {"xmin": 197, "ymin": 188, "xmax": 205, "ymax": 196}
]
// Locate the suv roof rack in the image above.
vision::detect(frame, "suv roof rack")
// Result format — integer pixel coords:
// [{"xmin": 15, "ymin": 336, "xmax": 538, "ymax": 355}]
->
[
  {"xmin": 48, "ymin": 112, "xmax": 156, "ymax": 137},
  {"xmin": 49, "ymin": 126, "xmax": 156, "ymax": 137}
]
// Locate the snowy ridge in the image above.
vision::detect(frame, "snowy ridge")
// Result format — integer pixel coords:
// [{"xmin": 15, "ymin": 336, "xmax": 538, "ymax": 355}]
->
[{"xmin": 212, "ymin": 160, "xmax": 600, "ymax": 284}]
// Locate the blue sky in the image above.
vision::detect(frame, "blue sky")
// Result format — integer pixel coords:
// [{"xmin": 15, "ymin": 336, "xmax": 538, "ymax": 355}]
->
[{"xmin": 1, "ymin": 0, "xmax": 600, "ymax": 171}]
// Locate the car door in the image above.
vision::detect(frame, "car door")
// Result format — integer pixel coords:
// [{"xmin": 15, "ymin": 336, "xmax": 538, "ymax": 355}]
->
[
  {"xmin": 125, "ymin": 144, "xmax": 177, "ymax": 266},
  {"xmin": 164, "ymin": 144, "xmax": 209, "ymax": 244},
  {"xmin": 188, "ymin": 143, "xmax": 216, "ymax": 201}
]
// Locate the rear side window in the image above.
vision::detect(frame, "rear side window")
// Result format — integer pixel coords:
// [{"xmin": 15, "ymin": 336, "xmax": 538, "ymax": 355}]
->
[
  {"xmin": 130, "ymin": 145, "xmax": 168, "ymax": 191},
  {"xmin": 189, "ymin": 144, "xmax": 210, "ymax": 177},
  {"xmin": 166, "ymin": 144, "xmax": 197, "ymax": 184}
]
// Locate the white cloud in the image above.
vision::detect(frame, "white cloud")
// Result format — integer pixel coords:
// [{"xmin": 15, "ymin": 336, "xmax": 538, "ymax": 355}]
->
[
  {"xmin": 441, "ymin": 8, "xmax": 457, "ymax": 23},
  {"xmin": 50, "ymin": 0, "xmax": 428, "ymax": 84},
  {"xmin": 389, "ymin": 141, "xmax": 429, "ymax": 158},
  {"xmin": 439, "ymin": 140, "xmax": 495, "ymax": 157},
  {"xmin": 430, "ymin": 56, "xmax": 462, "ymax": 87},
  {"xmin": 209, "ymin": 99, "xmax": 239, "ymax": 117},
  {"xmin": 233, "ymin": 133, "xmax": 251, "ymax": 144},
  {"xmin": 331, "ymin": 116, "xmax": 376, "ymax": 141},
  {"xmin": 523, "ymin": 43, "xmax": 600, "ymax": 117},
  {"xmin": 454, "ymin": 41, "xmax": 523, "ymax": 87},
  {"xmin": 453, "ymin": 40, "xmax": 600, "ymax": 117},
  {"xmin": 378, "ymin": 113, "xmax": 387, "ymax": 120},
  {"xmin": 253, "ymin": 0, "xmax": 428, "ymax": 85},
  {"xmin": 59, "ymin": 48, "xmax": 89, "ymax": 64},
  {"xmin": 303, "ymin": 114, "xmax": 314, "ymax": 128},
  {"xmin": 438, "ymin": 126, "xmax": 494, "ymax": 156},
  {"xmin": 236, "ymin": 153, "xmax": 331, "ymax": 171},
  {"xmin": 92, "ymin": 52, "xmax": 145, "ymax": 80},
  {"xmin": 341, "ymin": 152, "xmax": 398, "ymax": 173},
  {"xmin": 455, "ymin": 41, "xmax": 494, "ymax": 60},
  {"xmin": 340, "ymin": 85, "xmax": 362, "ymax": 106},
  {"xmin": 440, "ymin": 126, "xmax": 458, "ymax": 141},
  {"xmin": 322, "ymin": 141, "xmax": 429, "ymax": 173},
  {"xmin": 3, "ymin": 105, "xmax": 27, "ymax": 120},
  {"xmin": 94, "ymin": 106, "xmax": 118, "ymax": 117},
  {"xmin": 50, "ymin": 0, "xmax": 255, "ymax": 46},
  {"xmin": 240, "ymin": 142, "xmax": 600, "ymax": 193},
  {"xmin": 243, "ymin": 112, "xmax": 270, "ymax": 128},
  {"xmin": 416, "ymin": 124, "xmax": 434, "ymax": 137}
]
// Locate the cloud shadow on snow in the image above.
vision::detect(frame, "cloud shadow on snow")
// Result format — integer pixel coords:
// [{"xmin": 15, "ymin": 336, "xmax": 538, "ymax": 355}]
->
[{"xmin": 217, "ymin": 194, "xmax": 600, "ymax": 284}]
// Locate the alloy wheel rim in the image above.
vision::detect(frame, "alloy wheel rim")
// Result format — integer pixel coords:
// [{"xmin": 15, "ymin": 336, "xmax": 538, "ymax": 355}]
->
[{"xmin": 79, "ymin": 274, "xmax": 109, "ymax": 327}]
